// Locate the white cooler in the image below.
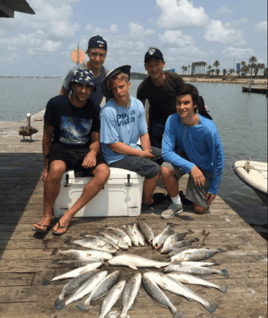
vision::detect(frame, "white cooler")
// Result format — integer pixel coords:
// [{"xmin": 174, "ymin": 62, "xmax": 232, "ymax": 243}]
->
[{"xmin": 54, "ymin": 168, "xmax": 144, "ymax": 218}]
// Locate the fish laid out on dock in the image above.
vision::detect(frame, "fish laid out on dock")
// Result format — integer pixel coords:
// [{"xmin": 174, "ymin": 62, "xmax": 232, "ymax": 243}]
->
[
  {"xmin": 42, "ymin": 262, "xmax": 102, "ymax": 285},
  {"xmin": 166, "ymin": 272, "xmax": 228, "ymax": 294},
  {"xmin": 142, "ymin": 274, "xmax": 184, "ymax": 318},
  {"xmin": 55, "ymin": 269, "xmax": 100, "ymax": 310},
  {"xmin": 145, "ymin": 271, "xmax": 219, "ymax": 314},
  {"xmin": 233, "ymin": 159, "xmax": 268, "ymax": 206},
  {"xmin": 77, "ymin": 270, "xmax": 121, "ymax": 312},
  {"xmin": 108, "ymin": 253, "xmax": 170, "ymax": 270},
  {"xmin": 39, "ymin": 223, "xmax": 230, "ymax": 316}
]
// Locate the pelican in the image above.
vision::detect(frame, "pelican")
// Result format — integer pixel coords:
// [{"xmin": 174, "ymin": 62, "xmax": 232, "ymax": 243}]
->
[{"xmin": 19, "ymin": 113, "xmax": 38, "ymax": 141}]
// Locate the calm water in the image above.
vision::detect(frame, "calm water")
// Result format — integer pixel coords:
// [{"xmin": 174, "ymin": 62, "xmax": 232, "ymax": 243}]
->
[{"xmin": 1, "ymin": 77, "xmax": 267, "ymax": 237}]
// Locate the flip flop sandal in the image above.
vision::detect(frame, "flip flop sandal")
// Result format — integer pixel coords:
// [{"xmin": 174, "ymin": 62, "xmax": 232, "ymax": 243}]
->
[
  {"xmin": 53, "ymin": 220, "xmax": 69, "ymax": 236},
  {"xmin": 32, "ymin": 223, "xmax": 50, "ymax": 234}
]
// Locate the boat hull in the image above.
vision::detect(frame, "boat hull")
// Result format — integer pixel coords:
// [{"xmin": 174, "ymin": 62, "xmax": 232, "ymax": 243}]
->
[{"xmin": 233, "ymin": 160, "xmax": 268, "ymax": 206}]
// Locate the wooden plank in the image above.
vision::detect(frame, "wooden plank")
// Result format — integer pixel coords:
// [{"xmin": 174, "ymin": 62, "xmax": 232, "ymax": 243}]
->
[{"xmin": 0, "ymin": 273, "xmax": 34, "ymax": 287}]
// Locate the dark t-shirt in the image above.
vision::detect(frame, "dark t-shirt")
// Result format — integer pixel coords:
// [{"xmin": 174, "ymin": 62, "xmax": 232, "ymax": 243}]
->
[
  {"xmin": 137, "ymin": 71, "xmax": 184, "ymax": 123},
  {"xmin": 44, "ymin": 95, "xmax": 100, "ymax": 148}
]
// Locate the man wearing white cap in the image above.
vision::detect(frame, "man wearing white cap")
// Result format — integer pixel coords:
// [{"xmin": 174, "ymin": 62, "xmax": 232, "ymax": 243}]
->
[{"xmin": 100, "ymin": 65, "xmax": 166, "ymax": 206}]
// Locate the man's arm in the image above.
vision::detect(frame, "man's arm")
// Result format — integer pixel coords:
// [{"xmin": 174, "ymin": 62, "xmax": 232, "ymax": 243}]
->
[
  {"xmin": 109, "ymin": 141, "xmax": 153, "ymax": 159},
  {"xmin": 82, "ymin": 132, "xmax": 100, "ymax": 168},
  {"xmin": 140, "ymin": 132, "xmax": 151, "ymax": 152},
  {"xmin": 42, "ymin": 122, "xmax": 54, "ymax": 181}
]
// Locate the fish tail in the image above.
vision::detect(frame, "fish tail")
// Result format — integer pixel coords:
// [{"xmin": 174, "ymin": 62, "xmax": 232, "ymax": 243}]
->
[
  {"xmin": 55, "ymin": 298, "xmax": 65, "ymax": 311},
  {"xmin": 41, "ymin": 279, "xmax": 50, "ymax": 286},
  {"xmin": 187, "ymin": 229, "xmax": 194, "ymax": 234},
  {"xmin": 219, "ymin": 285, "xmax": 228, "ymax": 294},
  {"xmin": 119, "ymin": 310, "xmax": 127, "ymax": 318},
  {"xmin": 220, "ymin": 269, "xmax": 229, "ymax": 277},
  {"xmin": 206, "ymin": 303, "xmax": 219, "ymax": 314},
  {"xmin": 76, "ymin": 303, "xmax": 90, "ymax": 312},
  {"xmin": 171, "ymin": 307, "xmax": 184, "ymax": 318}
]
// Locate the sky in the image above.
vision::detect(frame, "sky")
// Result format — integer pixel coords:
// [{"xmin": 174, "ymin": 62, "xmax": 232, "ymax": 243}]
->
[{"xmin": 0, "ymin": 0, "xmax": 267, "ymax": 76}]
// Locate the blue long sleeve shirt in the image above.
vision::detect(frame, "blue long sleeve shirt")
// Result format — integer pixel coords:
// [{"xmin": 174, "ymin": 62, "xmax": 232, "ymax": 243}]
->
[{"xmin": 162, "ymin": 113, "xmax": 224, "ymax": 194}]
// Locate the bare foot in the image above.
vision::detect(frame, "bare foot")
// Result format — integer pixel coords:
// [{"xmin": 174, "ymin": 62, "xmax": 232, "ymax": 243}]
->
[
  {"xmin": 52, "ymin": 215, "xmax": 71, "ymax": 235},
  {"xmin": 33, "ymin": 216, "xmax": 53, "ymax": 232}
]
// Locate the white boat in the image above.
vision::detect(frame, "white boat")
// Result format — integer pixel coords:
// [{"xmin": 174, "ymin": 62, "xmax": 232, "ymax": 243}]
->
[{"xmin": 233, "ymin": 159, "xmax": 268, "ymax": 206}]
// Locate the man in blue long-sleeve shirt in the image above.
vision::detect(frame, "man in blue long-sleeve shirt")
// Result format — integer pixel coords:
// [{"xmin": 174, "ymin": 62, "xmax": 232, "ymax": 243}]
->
[{"xmin": 161, "ymin": 84, "xmax": 224, "ymax": 219}]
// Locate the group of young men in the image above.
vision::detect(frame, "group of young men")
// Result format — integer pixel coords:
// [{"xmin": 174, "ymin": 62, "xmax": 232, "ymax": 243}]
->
[{"xmin": 33, "ymin": 35, "xmax": 224, "ymax": 235}]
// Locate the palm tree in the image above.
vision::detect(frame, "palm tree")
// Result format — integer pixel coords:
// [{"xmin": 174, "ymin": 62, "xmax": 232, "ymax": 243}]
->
[
  {"xmin": 249, "ymin": 56, "xmax": 257, "ymax": 76},
  {"xmin": 216, "ymin": 69, "xmax": 220, "ymax": 76},
  {"xmin": 188, "ymin": 65, "xmax": 191, "ymax": 74},
  {"xmin": 207, "ymin": 65, "xmax": 212, "ymax": 74},
  {"xmin": 222, "ymin": 69, "xmax": 227, "ymax": 76},
  {"xmin": 213, "ymin": 60, "xmax": 220, "ymax": 75},
  {"xmin": 229, "ymin": 68, "xmax": 235, "ymax": 75}
]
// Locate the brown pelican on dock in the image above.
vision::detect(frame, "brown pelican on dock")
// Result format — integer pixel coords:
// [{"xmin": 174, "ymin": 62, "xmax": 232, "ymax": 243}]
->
[{"xmin": 19, "ymin": 113, "xmax": 38, "ymax": 141}]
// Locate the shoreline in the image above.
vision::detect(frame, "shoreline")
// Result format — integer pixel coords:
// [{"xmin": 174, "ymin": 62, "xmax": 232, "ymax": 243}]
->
[{"xmin": 184, "ymin": 75, "xmax": 267, "ymax": 85}]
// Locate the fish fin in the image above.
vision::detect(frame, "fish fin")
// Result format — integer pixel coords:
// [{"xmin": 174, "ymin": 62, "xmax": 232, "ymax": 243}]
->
[
  {"xmin": 217, "ymin": 248, "xmax": 226, "ymax": 253},
  {"xmin": 41, "ymin": 279, "xmax": 50, "ymax": 286},
  {"xmin": 76, "ymin": 303, "xmax": 90, "ymax": 312},
  {"xmin": 213, "ymin": 261, "xmax": 220, "ymax": 266},
  {"xmin": 55, "ymin": 298, "xmax": 65, "ymax": 311},
  {"xmin": 52, "ymin": 258, "xmax": 60, "ymax": 263},
  {"xmin": 220, "ymin": 269, "xmax": 229, "ymax": 277},
  {"xmin": 192, "ymin": 237, "xmax": 199, "ymax": 242},
  {"xmin": 171, "ymin": 308, "xmax": 184, "ymax": 318},
  {"xmin": 187, "ymin": 229, "xmax": 194, "ymax": 234},
  {"xmin": 128, "ymin": 264, "xmax": 138, "ymax": 270},
  {"xmin": 206, "ymin": 303, "xmax": 219, "ymax": 314},
  {"xmin": 219, "ymin": 285, "xmax": 228, "ymax": 294}
]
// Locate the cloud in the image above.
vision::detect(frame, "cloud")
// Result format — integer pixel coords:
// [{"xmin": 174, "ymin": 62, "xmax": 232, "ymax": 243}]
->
[
  {"xmin": 156, "ymin": 0, "xmax": 209, "ymax": 29},
  {"xmin": 159, "ymin": 30, "xmax": 194, "ymax": 47},
  {"xmin": 214, "ymin": 6, "xmax": 233, "ymax": 16},
  {"xmin": 255, "ymin": 21, "xmax": 267, "ymax": 32},
  {"xmin": 223, "ymin": 47, "xmax": 254, "ymax": 58},
  {"xmin": 204, "ymin": 20, "xmax": 246, "ymax": 46},
  {"xmin": 128, "ymin": 23, "xmax": 155, "ymax": 40}
]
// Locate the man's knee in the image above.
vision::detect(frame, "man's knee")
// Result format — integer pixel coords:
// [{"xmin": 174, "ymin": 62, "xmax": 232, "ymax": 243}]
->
[
  {"xmin": 93, "ymin": 164, "xmax": 110, "ymax": 181},
  {"xmin": 194, "ymin": 204, "xmax": 208, "ymax": 214},
  {"xmin": 161, "ymin": 166, "xmax": 174, "ymax": 178},
  {"xmin": 48, "ymin": 160, "xmax": 66, "ymax": 179}
]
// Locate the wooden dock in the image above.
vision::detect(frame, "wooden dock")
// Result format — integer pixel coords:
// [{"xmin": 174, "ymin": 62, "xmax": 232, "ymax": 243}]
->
[
  {"xmin": 0, "ymin": 112, "xmax": 267, "ymax": 318},
  {"xmin": 242, "ymin": 85, "xmax": 268, "ymax": 94}
]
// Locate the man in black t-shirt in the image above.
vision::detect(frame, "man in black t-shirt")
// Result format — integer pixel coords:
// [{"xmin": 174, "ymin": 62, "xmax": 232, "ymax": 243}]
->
[
  {"xmin": 33, "ymin": 68, "xmax": 110, "ymax": 235},
  {"xmin": 137, "ymin": 48, "xmax": 185, "ymax": 149}
]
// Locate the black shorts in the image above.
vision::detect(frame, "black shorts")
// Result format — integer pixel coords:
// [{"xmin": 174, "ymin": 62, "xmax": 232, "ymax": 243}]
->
[{"xmin": 47, "ymin": 143, "xmax": 107, "ymax": 177}]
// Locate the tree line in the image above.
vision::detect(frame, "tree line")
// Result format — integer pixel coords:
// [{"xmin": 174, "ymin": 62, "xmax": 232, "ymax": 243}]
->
[{"xmin": 181, "ymin": 56, "xmax": 267, "ymax": 76}]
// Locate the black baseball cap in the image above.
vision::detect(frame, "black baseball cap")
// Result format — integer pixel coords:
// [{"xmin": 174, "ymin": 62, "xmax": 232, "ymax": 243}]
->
[
  {"xmin": 144, "ymin": 48, "xmax": 163, "ymax": 63},
  {"xmin": 88, "ymin": 35, "xmax": 107, "ymax": 51}
]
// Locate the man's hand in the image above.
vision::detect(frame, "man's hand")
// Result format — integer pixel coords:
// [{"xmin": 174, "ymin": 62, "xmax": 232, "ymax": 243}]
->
[
  {"xmin": 141, "ymin": 149, "xmax": 154, "ymax": 159},
  {"xmin": 206, "ymin": 192, "xmax": 216, "ymax": 205},
  {"xmin": 191, "ymin": 165, "xmax": 206, "ymax": 187},
  {"xmin": 82, "ymin": 152, "xmax": 97, "ymax": 168},
  {"xmin": 41, "ymin": 168, "xmax": 48, "ymax": 183}
]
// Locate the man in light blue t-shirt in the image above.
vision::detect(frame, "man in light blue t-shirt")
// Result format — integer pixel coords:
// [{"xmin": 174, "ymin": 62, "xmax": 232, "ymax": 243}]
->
[
  {"xmin": 161, "ymin": 83, "xmax": 224, "ymax": 219},
  {"xmin": 100, "ymin": 65, "xmax": 166, "ymax": 206}
]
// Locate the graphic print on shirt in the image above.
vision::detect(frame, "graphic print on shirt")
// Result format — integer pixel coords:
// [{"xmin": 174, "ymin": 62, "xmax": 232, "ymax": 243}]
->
[
  {"xmin": 59, "ymin": 116, "xmax": 92, "ymax": 145},
  {"xmin": 117, "ymin": 110, "xmax": 135, "ymax": 126}
]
